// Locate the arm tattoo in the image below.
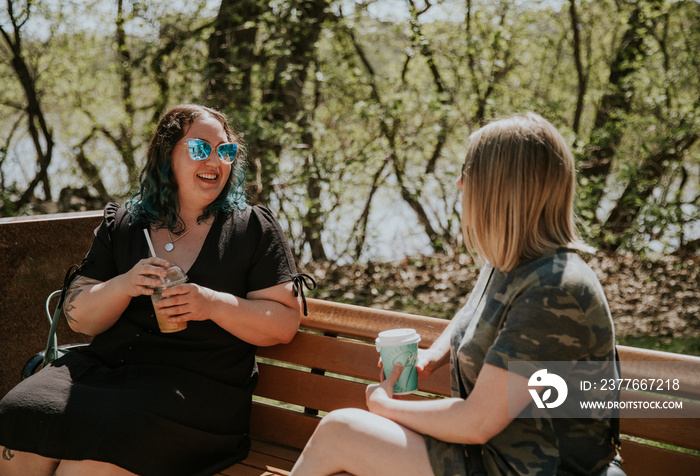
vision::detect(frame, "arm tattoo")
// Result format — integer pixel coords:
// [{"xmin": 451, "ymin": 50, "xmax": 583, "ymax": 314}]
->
[
  {"xmin": 63, "ymin": 275, "xmax": 102, "ymax": 324},
  {"xmin": 2, "ymin": 447, "xmax": 14, "ymax": 461}
]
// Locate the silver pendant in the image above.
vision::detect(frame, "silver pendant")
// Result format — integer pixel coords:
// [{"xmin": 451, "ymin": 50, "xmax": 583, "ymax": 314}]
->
[{"xmin": 164, "ymin": 242, "xmax": 174, "ymax": 252}]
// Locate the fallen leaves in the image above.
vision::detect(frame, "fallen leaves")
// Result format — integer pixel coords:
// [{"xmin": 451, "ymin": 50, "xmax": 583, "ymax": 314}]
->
[{"xmin": 306, "ymin": 252, "xmax": 699, "ymax": 342}]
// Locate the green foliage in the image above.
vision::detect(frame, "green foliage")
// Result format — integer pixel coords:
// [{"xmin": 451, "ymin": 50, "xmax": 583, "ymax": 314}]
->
[{"xmin": 0, "ymin": 0, "xmax": 698, "ymax": 261}]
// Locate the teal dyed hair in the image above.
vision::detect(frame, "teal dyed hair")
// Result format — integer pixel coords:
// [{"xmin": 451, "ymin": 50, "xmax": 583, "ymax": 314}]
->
[{"xmin": 127, "ymin": 104, "xmax": 247, "ymax": 232}]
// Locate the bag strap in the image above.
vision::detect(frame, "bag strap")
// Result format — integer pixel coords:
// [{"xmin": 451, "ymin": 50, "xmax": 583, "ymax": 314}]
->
[
  {"xmin": 611, "ymin": 346, "xmax": 622, "ymax": 453},
  {"xmin": 42, "ymin": 264, "xmax": 80, "ymax": 367}
]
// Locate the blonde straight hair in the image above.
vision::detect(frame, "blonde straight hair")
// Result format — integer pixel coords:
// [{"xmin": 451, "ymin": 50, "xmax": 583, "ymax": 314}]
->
[{"xmin": 461, "ymin": 112, "xmax": 590, "ymax": 272}]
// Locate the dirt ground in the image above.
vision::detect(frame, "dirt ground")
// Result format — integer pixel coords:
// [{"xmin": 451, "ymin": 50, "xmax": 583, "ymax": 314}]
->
[{"xmin": 306, "ymin": 252, "xmax": 699, "ymax": 353}]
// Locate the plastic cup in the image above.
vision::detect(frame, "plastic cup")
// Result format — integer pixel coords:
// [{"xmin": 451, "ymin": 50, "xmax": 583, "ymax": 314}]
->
[
  {"xmin": 376, "ymin": 328, "xmax": 421, "ymax": 395},
  {"xmin": 151, "ymin": 265, "xmax": 188, "ymax": 333}
]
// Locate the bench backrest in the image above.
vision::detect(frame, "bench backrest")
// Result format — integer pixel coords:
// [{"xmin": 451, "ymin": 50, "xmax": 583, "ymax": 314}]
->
[
  {"xmin": 615, "ymin": 346, "xmax": 700, "ymax": 476},
  {"xmin": 251, "ymin": 298, "xmax": 451, "ymax": 449},
  {"xmin": 0, "ymin": 212, "xmax": 100, "ymax": 400},
  {"xmin": 252, "ymin": 298, "xmax": 700, "ymax": 476}
]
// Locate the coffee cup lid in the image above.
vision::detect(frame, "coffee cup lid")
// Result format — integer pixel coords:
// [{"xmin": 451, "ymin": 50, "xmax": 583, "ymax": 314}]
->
[
  {"xmin": 375, "ymin": 328, "xmax": 421, "ymax": 350},
  {"xmin": 162, "ymin": 266, "xmax": 188, "ymax": 285}
]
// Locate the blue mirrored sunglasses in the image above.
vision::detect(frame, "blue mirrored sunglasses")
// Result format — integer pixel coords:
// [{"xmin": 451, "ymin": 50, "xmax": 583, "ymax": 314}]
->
[{"xmin": 179, "ymin": 139, "xmax": 238, "ymax": 164}]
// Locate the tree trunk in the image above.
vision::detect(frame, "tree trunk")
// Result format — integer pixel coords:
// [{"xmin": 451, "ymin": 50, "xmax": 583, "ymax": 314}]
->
[
  {"xmin": 204, "ymin": 0, "xmax": 262, "ymax": 110},
  {"xmin": 302, "ymin": 152, "xmax": 327, "ymax": 261},
  {"xmin": 204, "ymin": 0, "xmax": 267, "ymax": 203},
  {"xmin": 300, "ymin": 68, "xmax": 327, "ymax": 261},
  {"xmin": 578, "ymin": 0, "xmax": 663, "ymax": 210},
  {"xmin": 205, "ymin": 0, "xmax": 329, "ymax": 208},
  {"xmin": 150, "ymin": 21, "xmax": 214, "ymax": 125},
  {"xmin": 0, "ymin": 4, "xmax": 54, "ymax": 209},
  {"xmin": 569, "ymin": 0, "xmax": 587, "ymax": 135},
  {"xmin": 115, "ymin": 0, "xmax": 138, "ymax": 187},
  {"xmin": 255, "ymin": 0, "xmax": 329, "ymax": 206}
]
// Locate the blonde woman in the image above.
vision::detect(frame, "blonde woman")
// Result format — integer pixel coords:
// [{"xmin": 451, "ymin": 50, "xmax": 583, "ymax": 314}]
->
[{"xmin": 290, "ymin": 113, "xmax": 619, "ymax": 476}]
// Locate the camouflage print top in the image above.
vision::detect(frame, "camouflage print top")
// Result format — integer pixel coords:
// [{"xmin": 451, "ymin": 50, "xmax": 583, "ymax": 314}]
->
[{"xmin": 450, "ymin": 248, "xmax": 615, "ymax": 475}]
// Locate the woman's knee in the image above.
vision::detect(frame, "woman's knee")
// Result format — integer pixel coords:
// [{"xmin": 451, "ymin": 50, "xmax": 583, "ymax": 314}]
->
[
  {"xmin": 324, "ymin": 408, "xmax": 369, "ymax": 425},
  {"xmin": 306, "ymin": 408, "xmax": 374, "ymax": 450},
  {"xmin": 303, "ymin": 408, "xmax": 434, "ymax": 476},
  {"xmin": 316, "ymin": 408, "xmax": 370, "ymax": 434},
  {"xmin": 55, "ymin": 459, "xmax": 138, "ymax": 476}
]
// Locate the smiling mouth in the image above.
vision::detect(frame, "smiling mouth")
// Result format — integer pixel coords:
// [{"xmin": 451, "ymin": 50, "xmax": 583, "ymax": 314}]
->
[{"xmin": 197, "ymin": 173, "xmax": 218, "ymax": 181}]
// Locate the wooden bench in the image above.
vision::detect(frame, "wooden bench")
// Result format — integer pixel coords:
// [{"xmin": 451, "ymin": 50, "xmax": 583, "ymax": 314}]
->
[
  {"xmin": 227, "ymin": 298, "xmax": 700, "ymax": 476},
  {"xmin": 1, "ymin": 213, "xmax": 697, "ymax": 475}
]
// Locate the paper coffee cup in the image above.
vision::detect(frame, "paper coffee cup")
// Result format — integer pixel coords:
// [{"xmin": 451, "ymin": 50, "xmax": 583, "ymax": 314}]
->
[
  {"xmin": 376, "ymin": 328, "xmax": 421, "ymax": 395},
  {"xmin": 151, "ymin": 266, "xmax": 188, "ymax": 333}
]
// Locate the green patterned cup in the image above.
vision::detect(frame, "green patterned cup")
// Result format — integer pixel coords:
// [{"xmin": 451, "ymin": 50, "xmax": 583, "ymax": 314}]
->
[{"xmin": 376, "ymin": 328, "xmax": 421, "ymax": 395}]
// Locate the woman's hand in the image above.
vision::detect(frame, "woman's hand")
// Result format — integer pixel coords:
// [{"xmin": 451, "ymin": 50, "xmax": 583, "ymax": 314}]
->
[
  {"xmin": 366, "ymin": 363, "xmax": 402, "ymax": 413},
  {"xmin": 120, "ymin": 257, "xmax": 170, "ymax": 297},
  {"xmin": 64, "ymin": 257, "xmax": 170, "ymax": 336},
  {"xmin": 375, "ymin": 348, "xmax": 435, "ymax": 406},
  {"xmin": 378, "ymin": 347, "xmax": 442, "ymax": 382},
  {"xmin": 161, "ymin": 281, "xmax": 300, "ymax": 346},
  {"xmin": 154, "ymin": 283, "xmax": 219, "ymax": 323},
  {"xmin": 416, "ymin": 347, "xmax": 445, "ymax": 379}
]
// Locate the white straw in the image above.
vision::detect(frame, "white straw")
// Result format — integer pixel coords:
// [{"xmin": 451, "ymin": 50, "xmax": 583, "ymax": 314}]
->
[{"xmin": 143, "ymin": 228, "xmax": 157, "ymax": 258}]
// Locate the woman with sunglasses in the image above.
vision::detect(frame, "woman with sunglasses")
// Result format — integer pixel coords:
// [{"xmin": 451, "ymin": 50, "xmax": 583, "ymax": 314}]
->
[
  {"xmin": 0, "ymin": 104, "xmax": 308, "ymax": 476},
  {"xmin": 290, "ymin": 113, "xmax": 619, "ymax": 476}
]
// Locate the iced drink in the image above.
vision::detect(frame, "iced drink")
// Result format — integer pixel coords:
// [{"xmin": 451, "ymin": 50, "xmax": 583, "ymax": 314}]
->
[
  {"xmin": 151, "ymin": 265, "xmax": 188, "ymax": 333},
  {"xmin": 376, "ymin": 328, "xmax": 421, "ymax": 395}
]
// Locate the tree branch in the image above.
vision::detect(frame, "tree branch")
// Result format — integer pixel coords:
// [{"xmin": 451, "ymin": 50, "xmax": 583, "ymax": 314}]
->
[{"xmin": 569, "ymin": 0, "xmax": 587, "ymax": 135}]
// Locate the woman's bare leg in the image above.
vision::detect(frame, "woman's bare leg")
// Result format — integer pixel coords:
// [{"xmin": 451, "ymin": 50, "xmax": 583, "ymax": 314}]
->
[
  {"xmin": 0, "ymin": 447, "xmax": 59, "ymax": 476},
  {"xmin": 55, "ymin": 459, "xmax": 139, "ymax": 476},
  {"xmin": 290, "ymin": 408, "xmax": 434, "ymax": 476}
]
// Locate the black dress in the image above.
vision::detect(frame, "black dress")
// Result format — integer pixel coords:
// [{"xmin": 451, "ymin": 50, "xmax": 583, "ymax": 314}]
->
[{"xmin": 0, "ymin": 202, "xmax": 298, "ymax": 476}]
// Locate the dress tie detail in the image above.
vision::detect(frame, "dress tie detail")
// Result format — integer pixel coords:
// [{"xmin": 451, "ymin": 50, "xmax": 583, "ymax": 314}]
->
[{"xmin": 292, "ymin": 273, "xmax": 317, "ymax": 316}]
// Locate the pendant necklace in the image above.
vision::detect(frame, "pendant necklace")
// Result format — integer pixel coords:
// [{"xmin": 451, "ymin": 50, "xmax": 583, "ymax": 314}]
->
[{"xmin": 164, "ymin": 220, "xmax": 200, "ymax": 252}]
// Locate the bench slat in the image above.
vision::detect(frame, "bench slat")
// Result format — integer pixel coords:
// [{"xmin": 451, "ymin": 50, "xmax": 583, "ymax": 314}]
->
[
  {"xmin": 227, "ymin": 452, "xmax": 293, "ymax": 476},
  {"xmin": 250, "ymin": 402, "xmax": 320, "ymax": 450},
  {"xmin": 620, "ymin": 359, "xmax": 700, "ymax": 401},
  {"xmin": 219, "ymin": 439, "xmax": 299, "ymax": 476},
  {"xmin": 218, "ymin": 464, "xmax": 282, "ymax": 476},
  {"xmin": 236, "ymin": 450, "xmax": 294, "ymax": 472},
  {"xmin": 620, "ymin": 418, "xmax": 700, "ymax": 451},
  {"xmin": 248, "ymin": 440, "xmax": 302, "ymax": 462},
  {"xmin": 619, "ymin": 390, "xmax": 700, "ymax": 420},
  {"xmin": 220, "ymin": 459, "xmax": 288, "ymax": 476},
  {"xmin": 257, "ymin": 331, "xmax": 452, "ymax": 396},
  {"xmin": 621, "ymin": 440, "xmax": 700, "ymax": 476},
  {"xmin": 257, "ymin": 332, "xmax": 380, "ymax": 381},
  {"xmin": 256, "ymin": 363, "xmax": 368, "ymax": 413},
  {"xmin": 618, "ymin": 345, "xmax": 700, "ymax": 363},
  {"xmin": 256, "ymin": 363, "xmax": 446, "ymax": 415},
  {"xmin": 303, "ymin": 298, "xmax": 448, "ymax": 344}
]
